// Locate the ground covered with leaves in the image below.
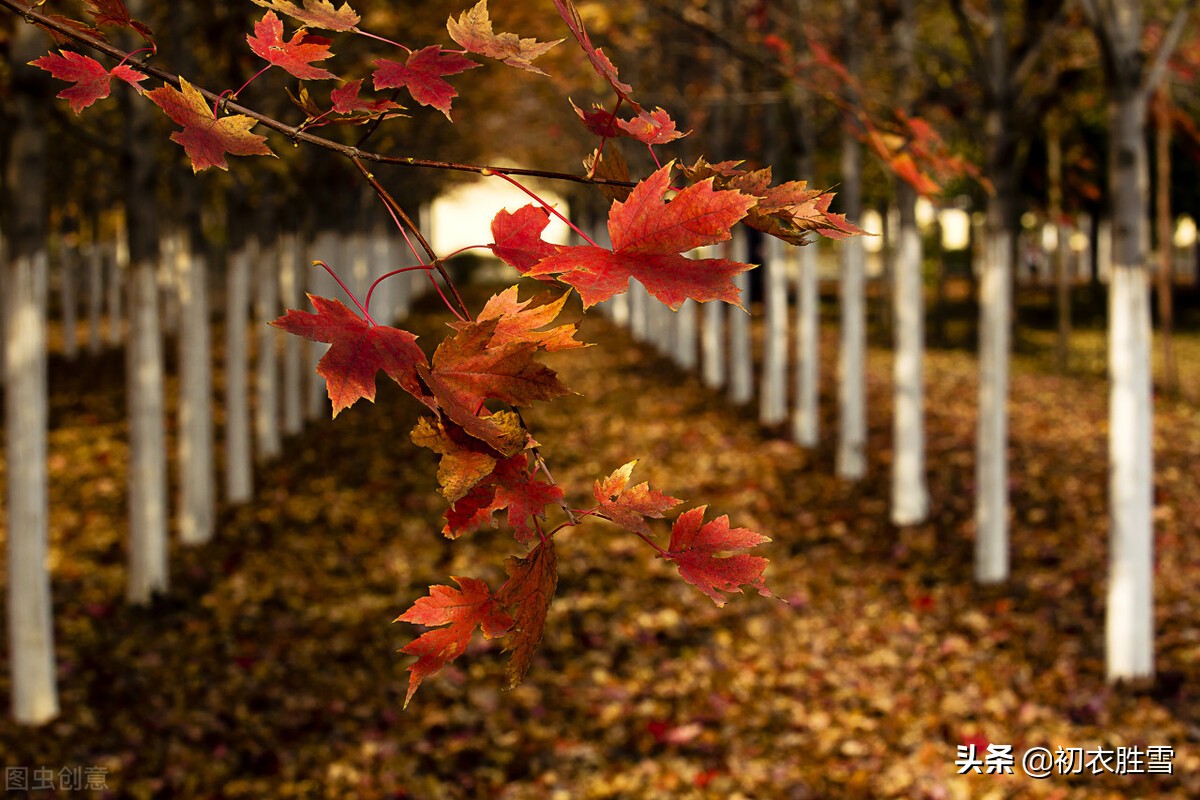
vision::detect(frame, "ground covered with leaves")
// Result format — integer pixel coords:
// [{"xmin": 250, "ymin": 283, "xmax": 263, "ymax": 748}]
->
[{"xmin": 2, "ymin": 281, "xmax": 1200, "ymax": 799}]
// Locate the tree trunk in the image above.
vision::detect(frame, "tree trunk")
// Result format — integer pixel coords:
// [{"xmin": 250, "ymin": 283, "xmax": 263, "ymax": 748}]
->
[
  {"xmin": 255, "ymin": 235, "xmax": 282, "ymax": 460},
  {"xmin": 889, "ymin": 0, "xmax": 926, "ymax": 524},
  {"xmin": 107, "ymin": 223, "xmax": 125, "ymax": 348},
  {"xmin": 224, "ymin": 241, "xmax": 254, "ymax": 504},
  {"xmin": 1106, "ymin": 80, "xmax": 1154, "ymax": 681},
  {"xmin": 759, "ymin": 236, "xmax": 788, "ymax": 426},
  {"xmin": 837, "ymin": 129, "xmax": 867, "ymax": 479},
  {"xmin": 1047, "ymin": 112, "xmax": 1072, "ymax": 372},
  {"xmin": 176, "ymin": 243, "xmax": 214, "ymax": 545},
  {"xmin": 279, "ymin": 230, "xmax": 304, "ymax": 437},
  {"xmin": 1155, "ymin": 89, "xmax": 1176, "ymax": 393},
  {"xmin": 4, "ymin": 23, "xmax": 57, "ymax": 720},
  {"xmin": 674, "ymin": 298, "xmax": 698, "ymax": 371},
  {"xmin": 702, "ymin": 292, "xmax": 725, "ymax": 389},
  {"xmin": 974, "ymin": 104, "xmax": 1016, "ymax": 584},
  {"xmin": 59, "ymin": 246, "xmax": 78, "ymax": 360},
  {"xmin": 792, "ymin": 238, "xmax": 819, "ymax": 446},
  {"xmin": 892, "ymin": 181, "xmax": 929, "ymax": 525},
  {"xmin": 86, "ymin": 237, "xmax": 104, "ymax": 355},
  {"xmin": 728, "ymin": 232, "xmax": 754, "ymax": 405},
  {"xmin": 123, "ymin": 0, "xmax": 169, "ymax": 602}
]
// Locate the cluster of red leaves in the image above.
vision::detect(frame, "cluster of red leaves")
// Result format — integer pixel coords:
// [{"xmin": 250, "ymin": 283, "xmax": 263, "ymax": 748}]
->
[
  {"xmin": 25, "ymin": 0, "xmax": 807, "ymax": 705},
  {"xmin": 272, "ymin": 274, "xmax": 775, "ymax": 701}
]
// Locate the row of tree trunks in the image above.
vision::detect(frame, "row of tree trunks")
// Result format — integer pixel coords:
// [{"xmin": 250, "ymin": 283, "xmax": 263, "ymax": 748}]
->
[{"xmin": 2, "ymin": 213, "xmax": 423, "ymax": 725}]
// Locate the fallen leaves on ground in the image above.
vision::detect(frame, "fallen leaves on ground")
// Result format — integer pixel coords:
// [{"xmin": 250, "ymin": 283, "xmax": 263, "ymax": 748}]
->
[{"xmin": 0, "ymin": 281, "xmax": 1198, "ymax": 799}]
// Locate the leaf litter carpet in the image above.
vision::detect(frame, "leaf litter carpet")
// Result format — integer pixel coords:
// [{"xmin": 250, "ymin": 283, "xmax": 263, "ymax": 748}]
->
[{"xmin": 1, "ymin": 284, "xmax": 1199, "ymax": 799}]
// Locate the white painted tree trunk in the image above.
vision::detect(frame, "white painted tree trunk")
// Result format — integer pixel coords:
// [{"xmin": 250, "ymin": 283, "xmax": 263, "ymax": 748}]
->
[
  {"xmin": 127, "ymin": 255, "xmax": 169, "ymax": 603},
  {"xmin": 279, "ymin": 232, "xmax": 303, "ymax": 437},
  {"xmin": 86, "ymin": 241, "xmax": 104, "ymax": 355},
  {"xmin": 255, "ymin": 235, "xmax": 282, "ymax": 459},
  {"xmin": 1105, "ymin": 81, "xmax": 1154, "ymax": 681},
  {"xmin": 673, "ymin": 298, "xmax": 698, "ymax": 371},
  {"xmin": 58, "ymin": 247, "xmax": 78, "ymax": 361},
  {"xmin": 891, "ymin": 188, "xmax": 929, "ymax": 525},
  {"xmin": 760, "ymin": 236, "xmax": 788, "ymax": 425},
  {"xmin": 651, "ymin": 296, "xmax": 673, "ymax": 355},
  {"xmin": 792, "ymin": 240, "xmax": 819, "ymax": 446},
  {"xmin": 836, "ymin": 0, "xmax": 866, "ymax": 480},
  {"xmin": 176, "ymin": 245, "xmax": 214, "ymax": 545},
  {"xmin": 1107, "ymin": 264, "xmax": 1154, "ymax": 679},
  {"xmin": 224, "ymin": 244, "xmax": 254, "ymax": 503},
  {"xmin": 6, "ymin": 250, "xmax": 58, "ymax": 724},
  {"xmin": 975, "ymin": 226, "xmax": 1012, "ymax": 583},
  {"xmin": 701, "ymin": 279, "xmax": 725, "ymax": 389},
  {"xmin": 629, "ymin": 279, "xmax": 648, "ymax": 342},
  {"xmin": 158, "ymin": 234, "xmax": 180, "ymax": 337},
  {"xmin": 728, "ymin": 233, "xmax": 754, "ymax": 406},
  {"xmin": 837, "ymin": 234, "xmax": 867, "ymax": 479}
]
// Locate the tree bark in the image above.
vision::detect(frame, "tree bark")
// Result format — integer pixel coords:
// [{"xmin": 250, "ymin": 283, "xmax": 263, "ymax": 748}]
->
[
  {"xmin": 728, "ymin": 232, "xmax": 754, "ymax": 406},
  {"xmin": 1106, "ymin": 78, "xmax": 1154, "ymax": 681},
  {"xmin": 1047, "ymin": 112, "xmax": 1072, "ymax": 372},
  {"xmin": 4, "ymin": 21, "xmax": 58, "ymax": 720},
  {"xmin": 58, "ymin": 245, "xmax": 78, "ymax": 360},
  {"xmin": 123, "ymin": 0, "xmax": 169, "ymax": 603},
  {"xmin": 1155, "ymin": 89, "xmax": 1177, "ymax": 393},
  {"xmin": 892, "ymin": 180, "xmax": 929, "ymax": 525},
  {"xmin": 224, "ymin": 241, "xmax": 254, "ymax": 504},
  {"xmin": 836, "ymin": 0, "xmax": 866, "ymax": 479},
  {"xmin": 280, "ymin": 230, "xmax": 304, "ymax": 437},
  {"xmin": 974, "ymin": 149, "xmax": 1014, "ymax": 583},
  {"xmin": 176, "ymin": 242, "xmax": 215, "ymax": 545},
  {"xmin": 86, "ymin": 237, "xmax": 104, "ymax": 355},
  {"xmin": 890, "ymin": 0, "xmax": 927, "ymax": 524},
  {"xmin": 760, "ymin": 236, "xmax": 788, "ymax": 426},
  {"xmin": 255, "ymin": 235, "xmax": 283, "ymax": 460}
]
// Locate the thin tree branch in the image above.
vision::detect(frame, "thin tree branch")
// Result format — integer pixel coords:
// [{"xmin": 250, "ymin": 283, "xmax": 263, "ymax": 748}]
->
[
  {"xmin": 1010, "ymin": 0, "xmax": 1068, "ymax": 92},
  {"xmin": 948, "ymin": 0, "xmax": 989, "ymax": 94},
  {"xmin": 1143, "ymin": 0, "xmax": 1200, "ymax": 94},
  {"xmin": 0, "ymin": 0, "xmax": 635, "ymax": 191}
]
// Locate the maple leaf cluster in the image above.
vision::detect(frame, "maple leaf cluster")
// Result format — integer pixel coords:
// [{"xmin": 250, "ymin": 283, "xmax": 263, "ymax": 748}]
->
[
  {"xmin": 20, "ymin": 0, "xmax": 811, "ymax": 706},
  {"xmin": 271, "ymin": 282, "xmax": 775, "ymax": 703}
]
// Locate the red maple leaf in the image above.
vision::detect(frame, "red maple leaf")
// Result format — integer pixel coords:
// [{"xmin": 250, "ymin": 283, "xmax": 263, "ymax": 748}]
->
[
  {"xmin": 444, "ymin": 454, "xmax": 564, "ymax": 542},
  {"xmin": 495, "ymin": 541, "xmax": 558, "ymax": 688},
  {"xmin": 396, "ymin": 576, "xmax": 513, "ymax": 707},
  {"xmin": 248, "ymin": 11, "xmax": 337, "ymax": 81},
  {"xmin": 417, "ymin": 318, "xmax": 569, "ymax": 451},
  {"xmin": 526, "ymin": 162, "xmax": 756, "ymax": 309},
  {"xmin": 489, "ymin": 206, "xmax": 562, "ymax": 271},
  {"xmin": 270, "ymin": 294, "xmax": 431, "ymax": 417},
  {"xmin": 593, "ymin": 460, "xmax": 681, "ymax": 537},
  {"xmin": 373, "ymin": 46, "xmax": 480, "ymax": 120},
  {"xmin": 664, "ymin": 506, "xmax": 772, "ymax": 607},
  {"xmin": 146, "ymin": 78, "xmax": 275, "ymax": 172},
  {"xmin": 451, "ymin": 286, "xmax": 587, "ymax": 354},
  {"xmin": 681, "ymin": 158, "xmax": 863, "ymax": 244},
  {"xmin": 551, "ymin": 0, "xmax": 635, "ymax": 105},
  {"xmin": 410, "ymin": 416, "xmax": 501, "ymax": 504},
  {"xmin": 330, "ymin": 78, "xmax": 402, "ymax": 115},
  {"xmin": 570, "ymin": 101, "xmax": 686, "ymax": 146},
  {"xmin": 83, "ymin": 0, "xmax": 153, "ymax": 40},
  {"xmin": 447, "ymin": 0, "xmax": 562, "ymax": 75},
  {"xmin": 617, "ymin": 107, "xmax": 688, "ymax": 146},
  {"xmin": 251, "ymin": 0, "xmax": 360, "ymax": 32},
  {"xmin": 30, "ymin": 51, "xmax": 147, "ymax": 114}
]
